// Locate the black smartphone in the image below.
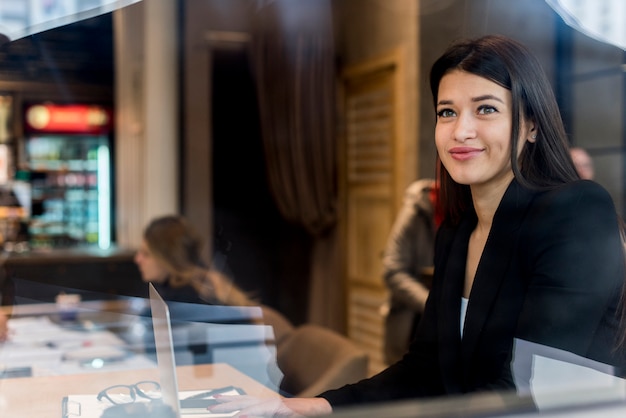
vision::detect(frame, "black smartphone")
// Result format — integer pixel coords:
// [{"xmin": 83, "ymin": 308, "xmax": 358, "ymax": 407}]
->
[{"xmin": 0, "ymin": 366, "xmax": 32, "ymax": 378}]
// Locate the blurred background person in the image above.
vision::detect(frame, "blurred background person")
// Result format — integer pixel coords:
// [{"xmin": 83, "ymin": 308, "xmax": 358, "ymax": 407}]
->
[
  {"xmin": 381, "ymin": 178, "xmax": 441, "ymax": 364},
  {"xmin": 0, "ymin": 311, "xmax": 8, "ymax": 342},
  {"xmin": 135, "ymin": 215, "xmax": 284, "ymax": 390},
  {"xmin": 570, "ymin": 147, "xmax": 594, "ymax": 180},
  {"xmin": 134, "ymin": 215, "xmax": 255, "ymax": 307}
]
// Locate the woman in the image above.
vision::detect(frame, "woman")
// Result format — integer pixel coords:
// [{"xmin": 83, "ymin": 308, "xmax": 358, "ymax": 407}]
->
[
  {"xmin": 134, "ymin": 215, "xmax": 254, "ymax": 307},
  {"xmin": 382, "ymin": 178, "xmax": 438, "ymax": 365},
  {"xmin": 0, "ymin": 311, "xmax": 8, "ymax": 342},
  {"xmin": 209, "ymin": 35, "xmax": 626, "ymax": 416},
  {"xmin": 136, "ymin": 216, "xmax": 286, "ymax": 387}
]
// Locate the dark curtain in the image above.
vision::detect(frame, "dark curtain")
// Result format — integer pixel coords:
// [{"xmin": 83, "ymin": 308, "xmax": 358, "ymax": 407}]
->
[{"xmin": 251, "ymin": 0, "xmax": 344, "ymax": 331}]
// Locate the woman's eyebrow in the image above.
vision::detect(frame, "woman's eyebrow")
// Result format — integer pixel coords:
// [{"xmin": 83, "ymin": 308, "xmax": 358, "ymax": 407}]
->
[
  {"xmin": 472, "ymin": 94, "xmax": 504, "ymax": 104},
  {"xmin": 437, "ymin": 94, "xmax": 505, "ymax": 106}
]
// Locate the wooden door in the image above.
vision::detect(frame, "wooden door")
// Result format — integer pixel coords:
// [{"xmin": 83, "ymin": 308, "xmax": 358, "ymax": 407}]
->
[{"xmin": 341, "ymin": 51, "xmax": 405, "ymax": 374}]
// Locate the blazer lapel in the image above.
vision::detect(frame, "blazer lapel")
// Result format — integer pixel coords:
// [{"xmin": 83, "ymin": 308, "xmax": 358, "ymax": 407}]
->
[
  {"xmin": 460, "ymin": 180, "xmax": 535, "ymax": 367},
  {"xmin": 438, "ymin": 210, "xmax": 475, "ymax": 392}
]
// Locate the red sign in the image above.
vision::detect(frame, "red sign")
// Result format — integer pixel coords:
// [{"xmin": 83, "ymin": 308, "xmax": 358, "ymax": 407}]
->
[{"xmin": 25, "ymin": 104, "xmax": 112, "ymax": 134}]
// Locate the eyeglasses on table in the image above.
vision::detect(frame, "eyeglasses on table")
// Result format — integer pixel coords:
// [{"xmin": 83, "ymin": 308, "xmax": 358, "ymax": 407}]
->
[{"xmin": 97, "ymin": 380, "xmax": 162, "ymax": 405}]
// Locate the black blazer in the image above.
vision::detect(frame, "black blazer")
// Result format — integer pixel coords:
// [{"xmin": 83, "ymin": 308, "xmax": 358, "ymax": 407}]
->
[{"xmin": 321, "ymin": 179, "xmax": 626, "ymax": 406}]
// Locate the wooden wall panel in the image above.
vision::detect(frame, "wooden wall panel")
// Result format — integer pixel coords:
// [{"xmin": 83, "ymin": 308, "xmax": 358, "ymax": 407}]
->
[{"xmin": 342, "ymin": 50, "xmax": 403, "ymax": 374}]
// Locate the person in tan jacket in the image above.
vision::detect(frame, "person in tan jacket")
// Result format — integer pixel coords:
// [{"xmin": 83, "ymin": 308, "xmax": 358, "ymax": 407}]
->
[
  {"xmin": 0, "ymin": 310, "xmax": 8, "ymax": 342},
  {"xmin": 382, "ymin": 178, "xmax": 438, "ymax": 364}
]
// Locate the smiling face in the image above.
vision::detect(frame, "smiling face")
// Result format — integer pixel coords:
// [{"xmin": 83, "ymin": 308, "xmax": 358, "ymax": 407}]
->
[{"xmin": 435, "ymin": 70, "xmax": 534, "ymax": 192}]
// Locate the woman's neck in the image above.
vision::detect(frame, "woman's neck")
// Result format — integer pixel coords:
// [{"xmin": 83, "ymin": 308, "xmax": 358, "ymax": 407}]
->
[{"xmin": 470, "ymin": 175, "xmax": 514, "ymax": 232}]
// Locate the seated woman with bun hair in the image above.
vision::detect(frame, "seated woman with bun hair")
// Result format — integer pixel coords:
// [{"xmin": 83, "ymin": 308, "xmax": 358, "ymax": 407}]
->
[{"xmin": 134, "ymin": 214, "xmax": 255, "ymax": 308}]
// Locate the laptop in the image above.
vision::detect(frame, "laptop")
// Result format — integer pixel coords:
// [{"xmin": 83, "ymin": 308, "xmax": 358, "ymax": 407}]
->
[
  {"xmin": 149, "ymin": 283, "xmax": 243, "ymax": 417},
  {"xmin": 61, "ymin": 285, "xmax": 243, "ymax": 418}
]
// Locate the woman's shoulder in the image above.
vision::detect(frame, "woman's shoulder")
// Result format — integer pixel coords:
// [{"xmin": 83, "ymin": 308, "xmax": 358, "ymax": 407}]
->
[
  {"xmin": 157, "ymin": 282, "xmax": 212, "ymax": 305},
  {"xmin": 547, "ymin": 179, "xmax": 610, "ymax": 196},
  {"xmin": 535, "ymin": 180, "xmax": 615, "ymax": 213},
  {"xmin": 527, "ymin": 180, "xmax": 621, "ymax": 238}
]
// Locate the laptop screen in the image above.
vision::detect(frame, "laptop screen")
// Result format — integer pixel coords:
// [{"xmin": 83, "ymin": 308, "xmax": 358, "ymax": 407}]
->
[{"xmin": 149, "ymin": 283, "xmax": 182, "ymax": 417}]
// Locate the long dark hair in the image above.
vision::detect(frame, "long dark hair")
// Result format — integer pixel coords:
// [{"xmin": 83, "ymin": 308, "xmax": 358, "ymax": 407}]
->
[{"xmin": 429, "ymin": 35, "xmax": 579, "ymax": 225}]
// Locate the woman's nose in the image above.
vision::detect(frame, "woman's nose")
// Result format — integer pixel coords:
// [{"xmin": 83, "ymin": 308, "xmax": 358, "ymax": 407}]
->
[{"xmin": 453, "ymin": 113, "xmax": 477, "ymax": 142}]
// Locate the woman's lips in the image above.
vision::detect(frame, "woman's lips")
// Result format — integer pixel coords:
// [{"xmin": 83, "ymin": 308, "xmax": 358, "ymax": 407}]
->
[{"xmin": 449, "ymin": 147, "xmax": 484, "ymax": 161}]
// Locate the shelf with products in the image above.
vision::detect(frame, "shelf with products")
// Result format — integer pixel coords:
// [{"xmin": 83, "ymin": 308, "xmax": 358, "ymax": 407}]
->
[
  {"xmin": 29, "ymin": 170, "xmax": 98, "ymax": 189},
  {"xmin": 25, "ymin": 134, "xmax": 102, "ymax": 170},
  {"xmin": 28, "ymin": 166, "xmax": 100, "ymax": 248},
  {"xmin": 20, "ymin": 104, "xmax": 113, "ymax": 250},
  {"xmin": 28, "ymin": 231, "xmax": 82, "ymax": 249},
  {"xmin": 27, "ymin": 159, "xmax": 99, "ymax": 172}
]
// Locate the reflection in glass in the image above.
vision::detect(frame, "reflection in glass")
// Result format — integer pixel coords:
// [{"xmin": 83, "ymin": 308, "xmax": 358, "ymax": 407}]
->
[
  {"xmin": 547, "ymin": 0, "xmax": 626, "ymax": 49},
  {"xmin": 0, "ymin": 0, "xmax": 142, "ymax": 43}
]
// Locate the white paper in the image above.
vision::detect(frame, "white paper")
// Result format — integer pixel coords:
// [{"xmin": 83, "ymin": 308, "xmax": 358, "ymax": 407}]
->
[
  {"xmin": 64, "ymin": 388, "xmax": 242, "ymax": 418},
  {"xmin": 512, "ymin": 338, "xmax": 626, "ymax": 411},
  {"xmin": 0, "ymin": 315, "xmax": 155, "ymax": 377}
]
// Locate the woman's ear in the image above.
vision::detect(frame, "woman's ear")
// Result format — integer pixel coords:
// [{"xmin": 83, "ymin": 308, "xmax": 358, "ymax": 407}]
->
[{"xmin": 527, "ymin": 122, "xmax": 538, "ymax": 143}]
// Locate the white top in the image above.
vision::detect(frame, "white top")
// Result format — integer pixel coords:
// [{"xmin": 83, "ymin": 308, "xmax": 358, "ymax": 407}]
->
[{"xmin": 460, "ymin": 297, "xmax": 469, "ymax": 337}]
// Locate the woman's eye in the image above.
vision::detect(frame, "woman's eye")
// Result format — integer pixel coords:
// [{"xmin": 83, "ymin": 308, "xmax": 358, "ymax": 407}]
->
[
  {"xmin": 437, "ymin": 109, "xmax": 455, "ymax": 118},
  {"xmin": 477, "ymin": 105, "xmax": 497, "ymax": 115}
]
